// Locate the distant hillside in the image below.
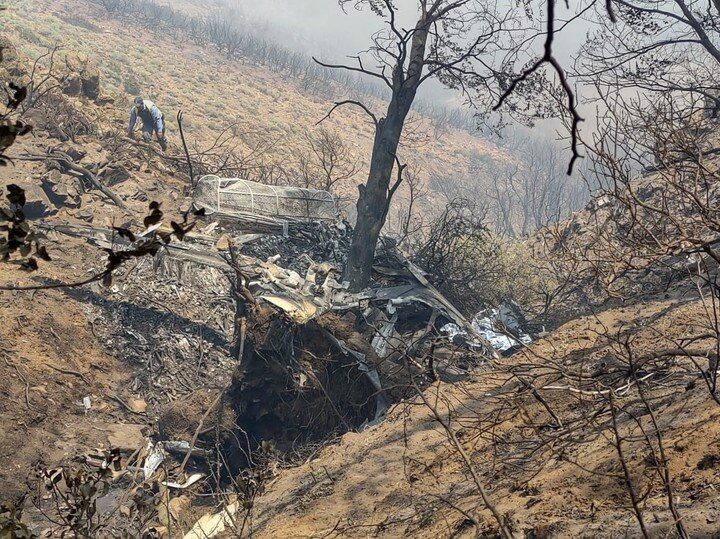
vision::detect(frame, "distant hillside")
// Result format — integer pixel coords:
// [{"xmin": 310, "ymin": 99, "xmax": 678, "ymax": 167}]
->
[{"xmin": 3, "ymin": 0, "xmax": 516, "ymax": 225}]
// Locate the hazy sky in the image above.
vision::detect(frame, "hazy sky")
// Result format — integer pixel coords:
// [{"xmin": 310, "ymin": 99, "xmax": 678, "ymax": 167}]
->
[
  {"xmin": 231, "ymin": 0, "xmax": 594, "ymax": 62},
  {"xmin": 225, "ymin": 0, "xmax": 600, "ymax": 141},
  {"xmin": 233, "ymin": 0, "xmax": 408, "ymax": 55}
]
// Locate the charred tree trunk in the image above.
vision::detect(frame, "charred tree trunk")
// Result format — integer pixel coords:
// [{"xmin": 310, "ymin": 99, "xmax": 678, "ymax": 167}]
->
[
  {"xmin": 345, "ymin": 107, "xmax": 407, "ymax": 290},
  {"xmin": 228, "ymin": 241, "xmax": 256, "ymax": 359},
  {"xmin": 345, "ymin": 21, "xmax": 429, "ymax": 291}
]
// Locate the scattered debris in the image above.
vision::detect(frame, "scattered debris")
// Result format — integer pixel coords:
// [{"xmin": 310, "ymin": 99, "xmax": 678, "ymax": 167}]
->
[
  {"xmin": 161, "ymin": 473, "xmax": 203, "ymax": 490},
  {"xmin": 442, "ymin": 302, "xmax": 532, "ymax": 354},
  {"xmin": 143, "ymin": 441, "xmax": 165, "ymax": 479},
  {"xmin": 20, "ymin": 151, "xmax": 128, "ymax": 209},
  {"xmin": 43, "ymin": 185, "xmax": 496, "ymax": 476},
  {"xmin": 471, "ymin": 306, "xmax": 532, "ymax": 353}
]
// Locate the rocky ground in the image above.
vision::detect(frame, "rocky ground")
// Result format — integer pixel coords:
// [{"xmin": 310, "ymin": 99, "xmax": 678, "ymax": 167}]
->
[{"xmin": 2, "ymin": 9, "xmax": 720, "ymax": 539}]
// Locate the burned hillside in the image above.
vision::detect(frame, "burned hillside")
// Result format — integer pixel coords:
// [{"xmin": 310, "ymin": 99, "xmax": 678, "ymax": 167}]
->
[
  {"xmin": 4, "ymin": 0, "xmax": 720, "ymax": 538},
  {"xmin": 0, "ymin": 43, "xmax": 508, "ymax": 532}
]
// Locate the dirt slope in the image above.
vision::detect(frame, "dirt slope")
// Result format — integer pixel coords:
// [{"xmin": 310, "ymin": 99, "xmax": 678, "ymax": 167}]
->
[
  {"xmin": 2, "ymin": 0, "xmax": 514, "ymax": 218},
  {"xmin": 2, "ymin": 3, "xmax": 720, "ymax": 537},
  {"xmin": 242, "ymin": 296, "xmax": 720, "ymax": 538},
  {"xmin": 0, "ymin": 140, "xmax": 132, "ymax": 502}
]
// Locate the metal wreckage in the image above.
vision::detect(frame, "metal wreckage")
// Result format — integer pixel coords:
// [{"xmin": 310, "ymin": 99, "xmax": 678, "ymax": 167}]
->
[{"xmin": 48, "ymin": 176, "xmax": 526, "ymax": 457}]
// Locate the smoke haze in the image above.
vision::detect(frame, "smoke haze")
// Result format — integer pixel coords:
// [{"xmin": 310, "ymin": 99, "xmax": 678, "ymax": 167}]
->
[{"xmin": 221, "ymin": 0, "xmax": 600, "ymax": 142}]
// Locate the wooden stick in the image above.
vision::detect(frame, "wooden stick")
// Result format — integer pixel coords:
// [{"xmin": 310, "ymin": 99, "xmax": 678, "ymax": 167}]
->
[
  {"xmin": 45, "ymin": 363, "xmax": 90, "ymax": 384},
  {"xmin": 179, "ymin": 391, "xmax": 223, "ymax": 475},
  {"xmin": 177, "ymin": 110, "xmax": 196, "ymax": 188}
]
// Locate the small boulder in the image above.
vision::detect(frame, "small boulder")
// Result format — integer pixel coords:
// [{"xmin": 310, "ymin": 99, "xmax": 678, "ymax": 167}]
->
[
  {"xmin": 56, "ymin": 143, "xmax": 86, "ymax": 162},
  {"xmin": 41, "ymin": 170, "xmax": 82, "ymax": 209},
  {"xmin": 74, "ymin": 207, "xmax": 95, "ymax": 222},
  {"xmin": 128, "ymin": 398, "xmax": 147, "ymax": 414},
  {"xmin": 21, "ymin": 185, "xmax": 55, "ymax": 219},
  {"xmin": 62, "ymin": 75, "xmax": 83, "ymax": 96},
  {"xmin": 102, "ymin": 165, "xmax": 131, "ymax": 185},
  {"xmin": 62, "ymin": 54, "xmax": 101, "ymax": 101},
  {"xmin": 81, "ymin": 65, "xmax": 101, "ymax": 100},
  {"xmin": 0, "ymin": 37, "xmax": 19, "ymax": 65},
  {"xmin": 106, "ymin": 423, "xmax": 146, "ymax": 452}
]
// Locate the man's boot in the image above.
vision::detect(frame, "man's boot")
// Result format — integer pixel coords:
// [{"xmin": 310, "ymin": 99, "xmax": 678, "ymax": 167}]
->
[{"xmin": 159, "ymin": 137, "xmax": 167, "ymax": 152}]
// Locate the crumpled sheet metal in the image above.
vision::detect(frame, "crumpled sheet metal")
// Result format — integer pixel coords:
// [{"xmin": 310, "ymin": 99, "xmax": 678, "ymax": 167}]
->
[
  {"xmin": 260, "ymin": 294, "xmax": 320, "ymax": 324},
  {"xmin": 369, "ymin": 283, "xmax": 497, "ymax": 359},
  {"xmin": 148, "ymin": 229, "xmax": 483, "ymax": 344},
  {"xmin": 321, "ymin": 327, "xmax": 391, "ymax": 420},
  {"xmin": 232, "ymin": 253, "xmax": 368, "ymax": 323},
  {"xmin": 370, "ymin": 311, "xmax": 398, "ymax": 359},
  {"xmin": 472, "ymin": 307, "xmax": 532, "ymax": 352},
  {"xmin": 441, "ymin": 305, "xmax": 533, "ymax": 353},
  {"xmin": 45, "ymin": 221, "xmax": 493, "ymax": 354},
  {"xmin": 143, "ymin": 441, "xmax": 165, "ymax": 479},
  {"xmin": 161, "ymin": 243, "xmax": 496, "ymax": 358}
]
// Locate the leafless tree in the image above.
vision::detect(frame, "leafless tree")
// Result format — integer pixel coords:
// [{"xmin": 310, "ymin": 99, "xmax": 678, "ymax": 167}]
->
[
  {"xmin": 411, "ymin": 198, "xmax": 503, "ymax": 315},
  {"xmin": 542, "ymin": 84, "xmax": 720, "ymax": 403},
  {"xmin": 290, "ymin": 128, "xmax": 359, "ymax": 210},
  {"xmin": 391, "ymin": 164, "xmax": 428, "ymax": 248},
  {"xmin": 574, "ymin": 0, "xmax": 720, "ymax": 116},
  {"xmin": 488, "ymin": 138, "xmax": 591, "ymax": 238},
  {"xmin": 16, "ymin": 46, "xmax": 69, "ymax": 115},
  {"xmin": 316, "ymin": 0, "xmax": 534, "ymax": 290},
  {"xmin": 488, "ymin": 163, "xmax": 522, "ymax": 238}
]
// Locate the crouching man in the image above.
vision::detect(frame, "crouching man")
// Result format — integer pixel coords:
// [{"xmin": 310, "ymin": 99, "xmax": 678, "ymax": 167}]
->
[{"xmin": 127, "ymin": 96, "xmax": 167, "ymax": 151}]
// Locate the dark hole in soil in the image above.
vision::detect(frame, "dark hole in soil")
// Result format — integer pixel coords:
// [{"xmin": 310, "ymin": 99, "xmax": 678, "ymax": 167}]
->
[{"xmin": 224, "ymin": 312, "xmax": 377, "ymax": 472}]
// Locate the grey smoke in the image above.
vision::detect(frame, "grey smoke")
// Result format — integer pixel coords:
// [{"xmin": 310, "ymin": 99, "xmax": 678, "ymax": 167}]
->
[{"xmin": 219, "ymin": 0, "xmax": 600, "ymax": 144}]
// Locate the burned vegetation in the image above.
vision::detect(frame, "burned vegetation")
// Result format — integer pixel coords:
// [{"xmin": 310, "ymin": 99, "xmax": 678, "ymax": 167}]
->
[
  {"xmin": 0, "ymin": 27, "xmax": 506, "ymax": 533},
  {"xmin": 3, "ymin": 0, "xmax": 720, "ymax": 537}
]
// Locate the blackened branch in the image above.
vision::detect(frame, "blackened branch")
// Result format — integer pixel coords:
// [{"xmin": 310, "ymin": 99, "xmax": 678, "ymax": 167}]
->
[
  {"xmin": 312, "ymin": 56, "xmax": 392, "ymax": 88},
  {"xmin": 493, "ymin": 0, "xmax": 584, "ymax": 174},
  {"xmin": 316, "ymin": 99, "xmax": 379, "ymax": 127},
  {"xmin": 177, "ymin": 110, "xmax": 196, "ymax": 188},
  {"xmin": 606, "ymin": 0, "xmax": 617, "ymax": 23}
]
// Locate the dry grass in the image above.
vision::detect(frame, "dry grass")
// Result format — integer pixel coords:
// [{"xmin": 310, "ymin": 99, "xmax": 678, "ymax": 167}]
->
[{"xmin": 3, "ymin": 0, "xmax": 515, "ymax": 220}]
